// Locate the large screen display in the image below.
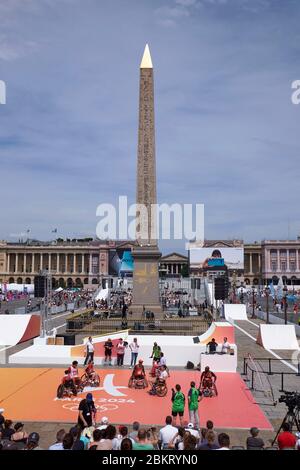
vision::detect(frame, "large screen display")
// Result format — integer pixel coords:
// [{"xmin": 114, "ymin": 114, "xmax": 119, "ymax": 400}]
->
[{"xmin": 190, "ymin": 246, "xmax": 244, "ymax": 270}]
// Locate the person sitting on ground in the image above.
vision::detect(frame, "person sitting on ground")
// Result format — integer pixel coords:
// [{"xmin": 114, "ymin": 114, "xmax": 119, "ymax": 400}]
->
[
  {"xmin": 246, "ymin": 427, "xmax": 265, "ymax": 450},
  {"xmin": 277, "ymin": 422, "xmax": 297, "ymax": 450},
  {"xmin": 217, "ymin": 432, "xmax": 230, "ymax": 450},
  {"xmin": 48, "ymin": 429, "xmax": 66, "ymax": 450},
  {"xmin": 131, "ymin": 359, "xmax": 146, "ymax": 380},
  {"xmin": 198, "ymin": 430, "xmax": 220, "ymax": 450},
  {"xmin": 97, "ymin": 416, "xmax": 109, "ymax": 431},
  {"xmin": 133, "ymin": 429, "xmax": 154, "ymax": 450}
]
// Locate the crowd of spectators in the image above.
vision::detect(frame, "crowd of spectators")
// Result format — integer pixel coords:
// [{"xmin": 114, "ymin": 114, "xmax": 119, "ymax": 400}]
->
[{"xmin": 1, "ymin": 408, "xmax": 299, "ymax": 451}]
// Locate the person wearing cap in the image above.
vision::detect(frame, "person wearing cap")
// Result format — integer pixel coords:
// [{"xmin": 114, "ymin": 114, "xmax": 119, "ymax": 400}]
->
[
  {"xmin": 97, "ymin": 416, "xmax": 109, "ymax": 431},
  {"xmin": 78, "ymin": 393, "xmax": 96, "ymax": 430},
  {"xmin": 184, "ymin": 422, "xmax": 200, "ymax": 442},
  {"xmin": 26, "ymin": 432, "xmax": 42, "ymax": 450}
]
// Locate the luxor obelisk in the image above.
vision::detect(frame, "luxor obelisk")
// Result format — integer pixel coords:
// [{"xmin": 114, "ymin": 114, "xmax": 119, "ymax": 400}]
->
[{"xmin": 131, "ymin": 44, "xmax": 162, "ymax": 316}]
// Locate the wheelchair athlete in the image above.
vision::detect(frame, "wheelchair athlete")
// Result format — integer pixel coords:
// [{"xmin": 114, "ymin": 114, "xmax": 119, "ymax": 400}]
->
[
  {"xmin": 199, "ymin": 366, "xmax": 218, "ymax": 397},
  {"xmin": 128, "ymin": 359, "xmax": 148, "ymax": 388}
]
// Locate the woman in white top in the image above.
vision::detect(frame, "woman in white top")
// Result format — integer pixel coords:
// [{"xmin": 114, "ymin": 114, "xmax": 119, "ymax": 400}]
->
[{"xmin": 129, "ymin": 338, "xmax": 139, "ymax": 367}]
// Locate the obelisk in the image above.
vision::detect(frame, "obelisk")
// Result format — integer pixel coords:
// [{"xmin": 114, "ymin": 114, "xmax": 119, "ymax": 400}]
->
[{"xmin": 131, "ymin": 44, "xmax": 162, "ymax": 316}]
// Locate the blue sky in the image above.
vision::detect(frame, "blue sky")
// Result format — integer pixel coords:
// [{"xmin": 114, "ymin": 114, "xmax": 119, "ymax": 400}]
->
[{"xmin": 0, "ymin": 0, "xmax": 300, "ymax": 254}]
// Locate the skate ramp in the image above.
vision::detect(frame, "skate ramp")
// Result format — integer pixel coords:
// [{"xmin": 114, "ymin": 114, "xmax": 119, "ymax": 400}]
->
[
  {"xmin": 224, "ymin": 304, "xmax": 247, "ymax": 323},
  {"xmin": 0, "ymin": 315, "xmax": 40, "ymax": 346},
  {"xmin": 256, "ymin": 324, "xmax": 299, "ymax": 350}
]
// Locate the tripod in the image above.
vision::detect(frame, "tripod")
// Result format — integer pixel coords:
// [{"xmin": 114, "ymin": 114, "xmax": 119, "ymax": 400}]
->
[{"xmin": 272, "ymin": 406, "xmax": 300, "ymax": 446}]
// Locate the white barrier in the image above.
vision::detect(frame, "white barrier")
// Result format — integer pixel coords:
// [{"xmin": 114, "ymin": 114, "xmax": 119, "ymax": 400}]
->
[
  {"xmin": 224, "ymin": 304, "xmax": 248, "ymax": 323},
  {"xmin": 256, "ymin": 324, "xmax": 300, "ymax": 350}
]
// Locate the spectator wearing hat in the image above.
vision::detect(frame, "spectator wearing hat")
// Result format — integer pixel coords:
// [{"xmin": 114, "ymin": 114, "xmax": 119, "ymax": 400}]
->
[
  {"xmin": 26, "ymin": 432, "xmax": 42, "ymax": 450},
  {"xmin": 246, "ymin": 427, "xmax": 265, "ymax": 450},
  {"xmin": 185, "ymin": 423, "xmax": 200, "ymax": 442},
  {"xmin": 49, "ymin": 429, "xmax": 66, "ymax": 450},
  {"xmin": 78, "ymin": 393, "xmax": 96, "ymax": 430},
  {"xmin": 11, "ymin": 422, "xmax": 28, "ymax": 448},
  {"xmin": 97, "ymin": 416, "xmax": 109, "ymax": 430}
]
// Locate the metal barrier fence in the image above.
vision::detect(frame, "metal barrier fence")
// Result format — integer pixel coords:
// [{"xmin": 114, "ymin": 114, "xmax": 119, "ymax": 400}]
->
[
  {"xmin": 243, "ymin": 357, "xmax": 300, "ymax": 392},
  {"xmin": 66, "ymin": 316, "xmax": 209, "ymax": 335}
]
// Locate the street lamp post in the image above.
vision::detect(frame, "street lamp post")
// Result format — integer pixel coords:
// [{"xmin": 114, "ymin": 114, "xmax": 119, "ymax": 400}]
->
[
  {"xmin": 265, "ymin": 286, "xmax": 270, "ymax": 324},
  {"xmin": 251, "ymin": 286, "xmax": 256, "ymax": 319},
  {"xmin": 283, "ymin": 285, "xmax": 288, "ymax": 325}
]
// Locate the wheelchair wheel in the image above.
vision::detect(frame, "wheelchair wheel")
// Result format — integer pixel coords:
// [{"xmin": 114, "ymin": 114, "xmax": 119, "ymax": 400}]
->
[
  {"xmin": 156, "ymin": 385, "xmax": 168, "ymax": 397},
  {"xmin": 57, "ymin": 384, "xmax": 65, "ymax": 399},
  {"xmin": 92, "ymin": 374, "xmax": 100, "ymax": 387},
  {"xmin": 128, "ymin": 377, "xmax": 133, "ymax": 388}
]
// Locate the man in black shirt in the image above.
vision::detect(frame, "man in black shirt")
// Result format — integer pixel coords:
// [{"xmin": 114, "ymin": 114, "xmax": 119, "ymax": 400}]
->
[
  {"xmin": 104, "ymin": 338, "xmax": 113, "ymax": 365},
  {"xmin": 207, "ymin": 338, "xmax": 218, "ymax": 354},
  {"xmin": 77, "ymin": 393, "xmax": 96, "ymax": 430}
]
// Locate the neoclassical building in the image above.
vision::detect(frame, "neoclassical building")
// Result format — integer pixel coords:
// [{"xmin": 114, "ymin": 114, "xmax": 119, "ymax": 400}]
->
[
  {"xmin": 0, "ymin": 239, "xmax": 137, "ymax": 288},
  {"xmin": 244, "ymin": 238, "xmax": 300, "ymax": 286}
]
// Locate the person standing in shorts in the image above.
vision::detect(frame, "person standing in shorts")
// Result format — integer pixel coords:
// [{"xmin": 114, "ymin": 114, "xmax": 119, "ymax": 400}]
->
[
  {"xmin": 188, "ymin": 381, "xmax": 202, "ymax": 429},
  {"xmin": 171, "ymin": 384, "xmax": 185, "ymax": 427}
]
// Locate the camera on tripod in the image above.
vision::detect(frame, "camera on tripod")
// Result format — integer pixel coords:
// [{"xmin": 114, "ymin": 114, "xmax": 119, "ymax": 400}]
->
[{"xmin": 278, "ymin": 391, "xmax": 300, "ymax": 410}]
